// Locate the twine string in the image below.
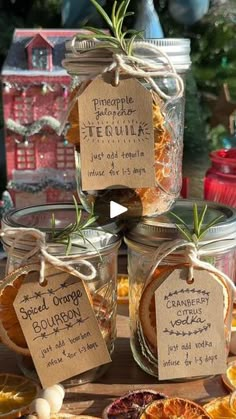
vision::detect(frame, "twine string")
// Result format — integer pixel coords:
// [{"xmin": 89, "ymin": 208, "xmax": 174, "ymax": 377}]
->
[
  {"xmin": 145, "ymin": 238, "xmax": 236, "ymax": 297},
  {"xmin": 111, "ymin": 45, "xmax": 184, "ymax": 100},
  {"xmin": 0, "ymin": 227, "xmax": 97, "ymax": 284},
  {"xmin": 60, "ymin": 40, "xmax": 184, "ymax": 134}
]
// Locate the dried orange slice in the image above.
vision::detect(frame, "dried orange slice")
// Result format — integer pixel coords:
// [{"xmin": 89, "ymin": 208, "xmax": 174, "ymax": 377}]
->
[
  {"xmin": 51, "ymin": 415, "xmax": 101, "ymax": 419},
  {"xmin": 139, "ymin": 264, "xmax": 179, "ymax": 349},
  {"xmin": 140, "ymin": 397, "xmax": 210, "ymax": 418},
  {"xmin": 0, "ymin": 264, "xmax": 41, "ymax": 356},
  {"xmin": 232, "ymin": 305, "xmax": 236, "ymax": 327},
  {"xmin": 222, "ymin": 361, "xmax": 236, "ymax": 391},
  {"xmin": 139, "ymin": 264, "xmax": 230, "ymax": 350},
  {"xmin": 204, "ymin": 394, "xmax": 236, "ymax": 418},
  {"xmin": 103, "ymin": 389, "xmax": 167, "ymax": 418},
  {"xmin": 0, "ymin": 373, "xmax": 39, "ymax": 418},
  {"xmin": 117, "ymin": 274, "xmax": 129, "ymax": 304}
]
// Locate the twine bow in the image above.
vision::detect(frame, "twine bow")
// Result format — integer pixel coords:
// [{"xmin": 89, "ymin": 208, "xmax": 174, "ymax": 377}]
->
[
  {"xmin": 0, "ymin": 227, "xmax": 97, "ymax": 284},
  {"xmin": 145, "ymin": 238, "xmax": 236, "ymax": 298},
  {"xmin": 108, "ymin": 43, "xmax": 185, "ymax": 100},
  {"xmin": 60, "ymin": 40, "xmax": 185, "ymax": 135}
]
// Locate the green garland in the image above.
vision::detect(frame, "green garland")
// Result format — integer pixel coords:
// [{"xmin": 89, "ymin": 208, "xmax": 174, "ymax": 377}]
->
[{"xmin": 8, "ymin": 178, "xmax": 76, "ymax": 194}]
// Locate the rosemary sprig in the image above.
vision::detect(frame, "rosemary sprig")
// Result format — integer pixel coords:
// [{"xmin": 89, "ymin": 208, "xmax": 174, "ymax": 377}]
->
[
  {"xmin": 51, "ymin": 196, "xmax": 99, "ymax": 256},
  {"xmin": 74, "ymin": 0, "xmax": 143, "ymax": 56},
  {"xmin": 170, "ymin": 203, "xmax": 224, "ymax": 245}
]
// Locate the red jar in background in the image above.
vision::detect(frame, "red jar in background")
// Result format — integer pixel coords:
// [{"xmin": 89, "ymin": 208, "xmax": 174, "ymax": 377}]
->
[{"xmin": 204, "ymin": 149, "xmax": 236, "ymax": 208}]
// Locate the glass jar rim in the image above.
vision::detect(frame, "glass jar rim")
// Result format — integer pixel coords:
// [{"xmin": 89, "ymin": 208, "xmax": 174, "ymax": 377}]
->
[
  {"xmin": 63, "ymin": 37, "xmax": 191, "ymax": 76},
  {"xmin": 210, "ymin": 149, "xmax": 236, "ymax": 166},
  {"xmin": 125, "ymin": 199, "xmax": 236, "ymax": 246},
  {"xmin": 1, "ymin": 203, "xmax": 121, "ymax": 254}
]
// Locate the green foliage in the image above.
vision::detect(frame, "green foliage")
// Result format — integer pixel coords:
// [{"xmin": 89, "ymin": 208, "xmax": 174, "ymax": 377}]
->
[
  {"xmin": 170, "ymin": 203, "xmax": 223, "ymax": 245},
  {"xmin": 51, "ymin": 197, "xmax": 99, "ymax": 255},
  {"xmin": 184, "ymin": 71, "xmax": 207, "ymax": 154},
  {"xmin": 75, "ymin": 0, "xmax": 143, "ymax": 55},
  {"xmin": 26, "ymin": 0, "xmax": 61, "ymax": 28},
  {"xmin": 191, "ymin": 17, "xmax": 236, "ymax": 95},
  {"xmin": 206, "ymin": 124, "xmax": 228, "ymax": 151}
]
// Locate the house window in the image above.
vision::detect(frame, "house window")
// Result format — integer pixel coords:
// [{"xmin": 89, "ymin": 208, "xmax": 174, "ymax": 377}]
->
[
  {"xmin": 13, "ymin": 96, "xmax": 34, "ymax": 123},
  {"xmin": 56, "ymin": 141, "xmax": 75, "ymax": 169},
  {"xmin": 16, "ymin": 142, "xmax": 36, "ymax": 170},
  {"xmin": 32, "ymin": 47, "xmax": 48, "ymax": 70}
]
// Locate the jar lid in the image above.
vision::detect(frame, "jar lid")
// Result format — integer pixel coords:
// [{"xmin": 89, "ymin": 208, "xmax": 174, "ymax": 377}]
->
[
  {"xmin": 125, "ymin": 199, "xmax": 236, "ymax": 246},
  {"xmin": 210, "ymin": 148, "xmax": 236, "ymax": 165},
  {"xmin": 63, "ymin": 37, "xmax": 191, "ymax": 76},
  {"xmin": 1, "ymin": 203, "xmax": 121, "ymax": 254}
]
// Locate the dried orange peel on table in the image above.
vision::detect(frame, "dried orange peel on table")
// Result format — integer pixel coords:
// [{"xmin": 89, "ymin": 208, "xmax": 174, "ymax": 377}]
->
[
  {"xmin": 139, "ymin": 397, "xmax": 210, "ymax": 418},
  {"xmin": 50, "ymin": 415, "xmax": 101, "ymax": 419},
  {"xmin": 204, "ymin": 393, "xmax": 236, "ymax": 418},
  {"xmin": 221, "ymin": 360, "xmax": 236, "ymax": 392},
  {"xmin": 0, "ymin": 373, "xmax": 39, "ymax": 419}
]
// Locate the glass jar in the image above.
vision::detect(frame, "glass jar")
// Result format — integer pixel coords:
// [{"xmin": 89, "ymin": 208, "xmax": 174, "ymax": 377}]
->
[
  {"xmin": 204, "ymin": 148, "xmax": 236, "ymax": 208},
  {"xmin": 1, "ymin": 203, "xmax": 121, "ymax": 386},
  {"xmin": 124, "ymin": 199, "xmax": 236, "ymax": 379},
  {"xmin": 63, "ymin": 38, "xmax": 191, "ymax": 217}
]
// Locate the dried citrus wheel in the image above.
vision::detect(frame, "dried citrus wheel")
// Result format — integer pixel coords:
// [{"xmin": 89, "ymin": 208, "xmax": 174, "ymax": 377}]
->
[
  {"xmin": 139, "ymin": 264, "xmax": 179, "ymax": 349},
  {"xmin": 117, "ymin": 274, "xmax": 129, "ymax": 304},
  {"xmin": 0, "ymin": 373, "xmax": 39, "ymax": 419},
  {"xmin": 140, "ymin": 397, "xmax": 210, "ymax": 418},
  {"xmin": 139, "ymin": 264, "xmax": 230, "ymax": 350},
  {"xmin": 222, "ymin": 361, "xmax": 236, "ymax": 391},
  {"xmin": 0, "ymin": 264, "xmax": 41, "ymax": 356},
  {"xmin": 103, "ymin": 389, "xmax": 167, "ymax": 418},
  {"xmin": 232, "ymin": 305, "xmax": 236, "ymax": 327},
  {"xmin": 51, "ymin": 415, "xmax": 101, "ymax": 419},
  {"xmin": 204, "ymin": 395, "xmax": 236, "ymax": 418}
]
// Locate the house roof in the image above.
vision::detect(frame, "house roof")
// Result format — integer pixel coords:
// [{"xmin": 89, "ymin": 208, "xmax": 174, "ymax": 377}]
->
[
  {"xmin": 25, "ymin": 32, "xmax": 54, "ymax": 49},
  {"xmin": 1, "ymin": 29, "xmax": 80, "ymax": 77}
]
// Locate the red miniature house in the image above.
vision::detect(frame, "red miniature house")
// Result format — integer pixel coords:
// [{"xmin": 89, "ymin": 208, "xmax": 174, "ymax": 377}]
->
[
  {"xmin": 1, "ymin": 29, "xmax": 80, "ymax": 208},
  {"xmin": 2, "ymin": 29, "xmax": 189, "ymax": 209}
]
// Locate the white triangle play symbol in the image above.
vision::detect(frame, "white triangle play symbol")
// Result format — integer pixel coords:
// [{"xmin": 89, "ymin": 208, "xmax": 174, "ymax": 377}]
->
[{"xmin": 110, "ymin": 201, "xmax": 128, "ymax": 218}]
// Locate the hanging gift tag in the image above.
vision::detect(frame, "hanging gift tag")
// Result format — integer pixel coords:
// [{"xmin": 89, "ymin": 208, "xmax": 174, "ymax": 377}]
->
[
  {"xmin": 78, "ymin": 75, "xmax": 155, "ymax": 191},
  {"xmin": 13, "ymin": 266, "xmax": 111, "ymax": 388},
  {"xmin": 155, "ymin": 268, "xmax": 227, "ymax": 381}
]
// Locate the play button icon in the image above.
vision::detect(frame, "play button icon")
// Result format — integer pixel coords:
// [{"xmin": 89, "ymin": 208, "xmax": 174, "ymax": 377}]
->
[
  {"xmin": 93, "ymin": 186, "xmax": 143, "ymax": 227},
  {"xmin": 110, "ymin": 201, "xmax": 128, "ymax": 218}
]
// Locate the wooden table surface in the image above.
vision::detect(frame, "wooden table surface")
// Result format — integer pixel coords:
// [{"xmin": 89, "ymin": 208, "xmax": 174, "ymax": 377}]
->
[{"xmin": 0, "ymin": 257, "xmax": 231, "ymax": 418}]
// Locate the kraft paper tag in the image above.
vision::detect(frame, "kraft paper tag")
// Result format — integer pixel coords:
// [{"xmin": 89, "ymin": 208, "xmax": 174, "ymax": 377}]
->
[
  {"xmin": 78, "ymin": 76, "xmax": 155, "ymax": 191},
  {"xmin": 155, "ymin": 268, "xmax": 227, "ymax": 380},
  {"xmin": 13, "ymin": 266, "xmax": 111, "ymax": 388}
]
